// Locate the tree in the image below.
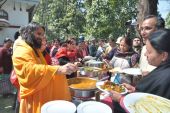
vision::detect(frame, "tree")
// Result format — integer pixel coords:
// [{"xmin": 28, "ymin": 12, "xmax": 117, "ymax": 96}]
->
[
  {"xmin": 34, "ymin": 0, "xmax": 86, "ymax": 40},
  {"xmin": 137, "ymin": 0, "xmax": 158, "ymax": 25},
  {"xmin": 33, "ymin": 0, "xmax": 138, "ymax": 40},
  {"xmin": 166, "ymin": 12, "xmax": 170, "ymax": 28},
  {"xmin": 84, "ymin": 0, "xmax": 137, "ymax": 39}
]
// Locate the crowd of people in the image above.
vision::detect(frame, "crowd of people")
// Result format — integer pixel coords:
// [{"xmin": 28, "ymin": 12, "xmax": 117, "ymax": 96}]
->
[{"xmin": 0, "ymin": 14, "xmax": 170, "ymax": 113}]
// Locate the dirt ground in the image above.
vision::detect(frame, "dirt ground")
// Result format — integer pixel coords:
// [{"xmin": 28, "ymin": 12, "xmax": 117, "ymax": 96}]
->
[{"xmin": 0, "ymin": 94, "xmax": 15, "ymax": 113}]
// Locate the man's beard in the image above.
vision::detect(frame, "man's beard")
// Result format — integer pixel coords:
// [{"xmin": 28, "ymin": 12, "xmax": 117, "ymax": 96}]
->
[{"xmin": 33, "ymin": 36, "xmax": 42, "ymax": 49}]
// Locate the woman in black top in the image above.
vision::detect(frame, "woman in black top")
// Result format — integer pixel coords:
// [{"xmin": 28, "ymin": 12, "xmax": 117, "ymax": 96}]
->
[{"xmin": 110, "ymin": 29, "xmax": 170, "ymax": 113}]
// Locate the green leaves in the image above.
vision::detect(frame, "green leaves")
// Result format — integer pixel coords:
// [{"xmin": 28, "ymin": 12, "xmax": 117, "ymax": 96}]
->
[
  {"xmin": 33, "ymin": 0, "xmax": 137, "ymax": 40},
  {"xmin": 166, "ymin": 12, "xmax": 170, "ymax": 28},
  {"xmin": 85, "ymin": 0, "xmax": 137, "ymax": 39}
]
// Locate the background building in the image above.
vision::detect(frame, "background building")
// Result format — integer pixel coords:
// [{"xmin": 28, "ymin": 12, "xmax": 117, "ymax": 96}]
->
[{"xmin": 0, "ymin": 0, "xmax": 40, "ymax": 44}]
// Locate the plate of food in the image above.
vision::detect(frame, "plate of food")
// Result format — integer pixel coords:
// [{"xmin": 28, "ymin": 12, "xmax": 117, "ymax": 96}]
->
[
  {"xmin": 122, "ymin": 92, "xmax": 170, "ymax": 113},
  {"xmin": 96, "ymin": 80, "xmax": 128, "ymax": 95}
]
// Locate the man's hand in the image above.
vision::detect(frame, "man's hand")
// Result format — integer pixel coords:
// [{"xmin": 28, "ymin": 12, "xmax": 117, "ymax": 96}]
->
[
  {"xmin": 57, "ymin": 63, "xmax": 78, "ymax": 75},
  {"xmin": 122, "ymin": 83, "xmax": 136, "ymax": 93}
]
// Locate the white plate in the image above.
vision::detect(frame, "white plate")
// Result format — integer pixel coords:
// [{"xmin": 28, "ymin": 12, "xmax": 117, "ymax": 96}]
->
[
  {"xmin": 77, "ymin": 101, "xmax": 112, "ymax": 113},
  {"xmin": 121, "ymin": 68, "xmax": 142, "ymax": 76},
  {"xmin": 123, "ymin": 92, "xmax": 170, "ymax": 113},
  {"xmin": 41, "ymin": 100, "xmax": 76, "ymax": 113},
  {"xmin": 96, "ymin": 81, "xmax": 128, "ymax": 95}
]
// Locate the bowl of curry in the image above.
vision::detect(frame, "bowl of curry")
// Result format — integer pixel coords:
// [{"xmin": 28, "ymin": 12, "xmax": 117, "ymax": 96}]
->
[{"xmin": 68, "ymin": 77, "xmax": 97, "ymax": 98}]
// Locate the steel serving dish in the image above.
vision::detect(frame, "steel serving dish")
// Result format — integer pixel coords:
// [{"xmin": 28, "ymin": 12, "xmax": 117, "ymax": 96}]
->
[
  {"xmin": 84, "ymin": 60, "xmax": 104, "ymax": 68},
  {"xmin": 78, "ymin": 67, "xmax": 102, "ymax": 77},
  {"xmin": 68, "ymin": 77, "xmax": 97, "ymax": 98}
]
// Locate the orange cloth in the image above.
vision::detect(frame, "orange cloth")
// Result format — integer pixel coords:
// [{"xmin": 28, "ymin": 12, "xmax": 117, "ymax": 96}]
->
[{"xmin": 12, "ymin": 41, "xmax": 71, "ymax": 113}]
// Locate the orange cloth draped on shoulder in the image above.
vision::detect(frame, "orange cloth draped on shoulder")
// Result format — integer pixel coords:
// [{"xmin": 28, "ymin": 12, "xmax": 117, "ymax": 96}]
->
[{"xmin": 12, "ymin": 41, "xmax": 71, "ymax": 113}]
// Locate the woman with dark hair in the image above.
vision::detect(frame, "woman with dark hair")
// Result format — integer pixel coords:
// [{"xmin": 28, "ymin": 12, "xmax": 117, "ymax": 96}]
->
[
  {"xmin": 110, "ymin": 29, "xmax": 170, "ymax": 113},
  {"xmin": 50, "ymin": 38, "xmax": 60, "ymax": 57},
  {"xmin": 109, "ymin": 37, "xmax": 140, "ymax": 69},
  {"xmin": 56, "ymin": 38, "xmax": 77, "ymax": 64},
  {"xmin": 56, "ymin": 38, "xmax": 78, "ymax": 78},
  {"xmin": 0, "ymin": 38, "xmax": 13, "ymax": 97},
  {"xmin": 0, "ymin": 38, "xmax": 13, "ymax": 75},
  {"xmin": 12, "ymin": 22, "xmax": 77, "ymax": 113}
]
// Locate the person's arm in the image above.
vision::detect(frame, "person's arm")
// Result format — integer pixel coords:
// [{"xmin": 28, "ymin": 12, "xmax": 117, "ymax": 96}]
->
[
  {"xmin": 57, "ymin": 63, "xmax": 77, "ymax": 75},
  {"xmin": 122, "ymin": 83, "xmax": 136, "ymax": 93},
  {"xmin": 109, "ymin": 83, "xmax": 136, "ymax": 102},
  {"xmin": 131, "ymin": 53, "xmax": 140, "ymax": 67},
  {"xmin": 105, "ymin": 48, "xmax": 116, "ymax": 60},
  {"xmin": 0, "ymin": 52, "xmax": 3, "ymax": 73},
  {"xmin": 0, "ymin": 49, "xmax": 6, "ymax": 73},
  {"xmin": 109, "ymin": 90, "xmax": 122, "ymax": 102}
]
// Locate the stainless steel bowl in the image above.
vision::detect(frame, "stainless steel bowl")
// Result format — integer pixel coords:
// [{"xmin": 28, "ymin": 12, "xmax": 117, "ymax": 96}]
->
[
  {"xmin": 69, "ymin": 88, "xmax": 96, "ymax": 98},
  {"xmin": 78, "ymin": 67, "xmax": 100, "ymax": 77},
  {"xmin": 85, "ymin": 60, "xmax": 104, "ymax": 68},
  {"xmin": 68, "ymin": 77, "xmax": 97, "ymax": 98}
]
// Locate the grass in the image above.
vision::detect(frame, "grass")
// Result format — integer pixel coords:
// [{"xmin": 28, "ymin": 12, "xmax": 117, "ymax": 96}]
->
[
  {"xmin": 0, "ymin": 74, "xmax": 16, "ymax": 113},
  {"xmin": 0, "ymin": 94, "xmax": 15, "ymax": 113}
]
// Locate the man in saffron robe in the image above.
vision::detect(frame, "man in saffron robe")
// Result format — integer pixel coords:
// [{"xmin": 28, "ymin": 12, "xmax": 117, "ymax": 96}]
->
[{"xmin": 12, "ymin": 22, "xmax": 77, "ymax": 113}]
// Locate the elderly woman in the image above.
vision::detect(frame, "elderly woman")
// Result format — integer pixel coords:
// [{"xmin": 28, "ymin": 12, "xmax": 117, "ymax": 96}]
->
[
  {"xmin": 109, "ymin": 37, "xmax": 140, "ymax": 69},
  {"xmin": 12, "ymin": 22, "xmax": 77, "ymax": 113},
  {"xmin": 110, "ymin": 29, "xmax": 170, "ymax": 113}
]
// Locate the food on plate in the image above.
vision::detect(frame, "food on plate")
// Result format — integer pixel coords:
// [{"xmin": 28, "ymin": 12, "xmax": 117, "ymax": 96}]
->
[
  {"xmin": 68, "ymin": 77, "xmax": 97, "ymax": 89},
  {"xmin": 131, "ymin": 95, "xmax": 170, "ymax": 113},
  {"xmin": 100, "ymin": 80, "xmax": 125, "ymax": 93},
  {"xmin": 84, "ymin": 66, "xmax": 94, "ymax": 72}
]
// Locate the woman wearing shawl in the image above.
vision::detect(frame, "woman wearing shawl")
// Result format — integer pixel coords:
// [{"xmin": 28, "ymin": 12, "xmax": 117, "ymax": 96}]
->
[{"xmin": 109, "ymin": 37, "xmax": 140, "ymax": 69}]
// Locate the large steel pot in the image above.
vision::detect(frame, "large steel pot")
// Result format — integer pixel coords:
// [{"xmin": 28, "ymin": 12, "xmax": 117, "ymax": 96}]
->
[{"xmin": 68, "ymin": 77, "xmax": 97, "ymax": 98}]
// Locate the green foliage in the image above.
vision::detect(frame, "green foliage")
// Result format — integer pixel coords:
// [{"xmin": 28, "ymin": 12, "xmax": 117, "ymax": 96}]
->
[
  {"xmin": 166, "ymin": 12, "xmax": 170, "ymax": 28},
  {"xmin": 33, "ymin": 0, "xmax": 137, "ymax": 41},
  {"xmin": 84, "ymin": 0, "xmax": 137, "ymax": 39}
]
